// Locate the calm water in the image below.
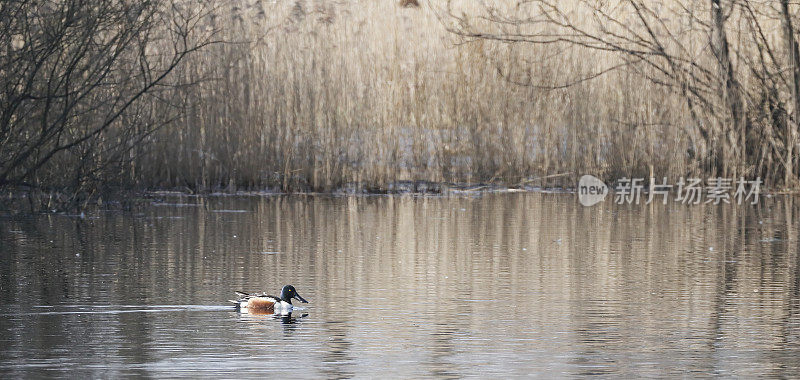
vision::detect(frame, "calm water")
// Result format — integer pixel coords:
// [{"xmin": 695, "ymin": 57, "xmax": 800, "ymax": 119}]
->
[{"xmin": 1, "ymin": 193, "xmax": 799, "ymax": 378}]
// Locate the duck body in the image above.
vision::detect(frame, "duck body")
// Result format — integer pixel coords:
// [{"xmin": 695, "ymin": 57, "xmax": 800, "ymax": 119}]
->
[
  {"xmin": 231, "ymin": 285, "xmax": 308, "ymax": 314},
  {"xmin": 234, "ymin": 292, "xmax": 290, "ymax": 312}
]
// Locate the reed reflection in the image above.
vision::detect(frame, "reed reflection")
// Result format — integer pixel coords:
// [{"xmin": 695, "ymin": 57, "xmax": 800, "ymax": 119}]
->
[{"xmin": 0, "ymin": 194, "xmax": 798, "ymax": 377}]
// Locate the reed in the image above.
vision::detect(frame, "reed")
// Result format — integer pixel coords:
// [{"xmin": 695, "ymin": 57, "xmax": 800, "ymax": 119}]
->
[
  {"xmin": 130, "ymin": 0, "xmax": 697, "ymax": 192},
  {"xmin": 5, "ymin": 0, "xmax": 798, "ymax": 204}
]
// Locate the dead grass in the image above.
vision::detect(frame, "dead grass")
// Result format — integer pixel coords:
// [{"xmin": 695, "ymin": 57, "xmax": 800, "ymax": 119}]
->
[{"xmin": 128, "ymin": 0, "xmax": 780, "ymax": 192}]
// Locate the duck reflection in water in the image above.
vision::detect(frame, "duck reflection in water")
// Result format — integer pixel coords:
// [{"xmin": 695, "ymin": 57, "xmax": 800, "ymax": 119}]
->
[
  {"xmin": 237, "ymin": 310, "xmax": 309, "ymax": 325},
  {"xmin": 278, "ymin": 312, "xmax": 308, "ymax": 324}
]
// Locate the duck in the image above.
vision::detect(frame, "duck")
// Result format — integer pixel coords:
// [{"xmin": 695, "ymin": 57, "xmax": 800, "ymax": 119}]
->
[{"xmin": 230, "ymin": 285, "xmax": 308, "ymax": 314}]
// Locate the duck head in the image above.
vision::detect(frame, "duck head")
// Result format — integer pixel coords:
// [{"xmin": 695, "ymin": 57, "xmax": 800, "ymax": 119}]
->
[{"xmin": 280, "ymin": 285, "xmax": 308, "ymax": 304}]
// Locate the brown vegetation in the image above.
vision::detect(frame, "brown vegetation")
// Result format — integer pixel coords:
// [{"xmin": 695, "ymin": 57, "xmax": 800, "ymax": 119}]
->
[
  {"xmin": 138, "ymin": 1, "xmax": 693, "ymax": 194},
  {"xmin": 446, "ymin": 0, "xmax": 800, "ymax": 189},
  {"xmin": 3, "ymin": 1, "xmax": 800, "ymax": 210},
  {"xmin": 0, "ymin": 0, "xmax": 214, "ymax": 209}
]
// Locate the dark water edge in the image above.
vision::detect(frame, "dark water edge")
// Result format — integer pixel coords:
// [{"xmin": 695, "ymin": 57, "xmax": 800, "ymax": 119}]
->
[
  {"xmin": 0, "ymin": 181, "xmax": 570, "ymax": 215},
  {"xmin": 5, "ymin": 177, "xmax": 794, "ymax": 215}
]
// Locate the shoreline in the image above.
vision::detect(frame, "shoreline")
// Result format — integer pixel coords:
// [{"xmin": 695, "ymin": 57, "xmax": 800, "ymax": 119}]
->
[{"xmin": 2, "ymin": 180, "xmax": 797, "ymax": 216}]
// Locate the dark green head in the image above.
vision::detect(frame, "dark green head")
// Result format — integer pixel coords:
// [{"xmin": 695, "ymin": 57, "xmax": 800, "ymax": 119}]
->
[{"xmin": 280, "ymin": 285, "xmax": 308, "ymax": 304}]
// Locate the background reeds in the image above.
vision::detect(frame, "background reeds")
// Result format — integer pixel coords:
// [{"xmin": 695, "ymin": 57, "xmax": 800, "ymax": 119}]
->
[
  {"xmin": 3, "ymin": 0, "xmax": 799, "ymax": 209},
  {"xmin": 137, "ymin": 0, "xmax": 692, "ymax": 193}
]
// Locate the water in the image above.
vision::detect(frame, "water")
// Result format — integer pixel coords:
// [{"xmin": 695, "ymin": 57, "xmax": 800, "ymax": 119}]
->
[{"xmin": 1, "ymin": 193, "xmax": 799, "ymax": 378}]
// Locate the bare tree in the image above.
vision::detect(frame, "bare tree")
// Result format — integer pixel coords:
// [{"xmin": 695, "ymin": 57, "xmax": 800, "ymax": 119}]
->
[
  {"xmin": 444, "ymin": 0, "xmax": 800, "ymax": 187},
  {"xmin": 0, "ymin": 0, "xmax": 214, "ymax": 208},
  {"xmin": 780, "ymin": 0, "xmax": 800, "ymax": 187}
]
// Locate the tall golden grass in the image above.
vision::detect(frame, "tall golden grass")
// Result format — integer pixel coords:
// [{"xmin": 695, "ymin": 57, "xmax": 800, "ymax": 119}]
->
[{"xmin": 128, "ymin": 0, "xmax": 790, "ymax": 192}]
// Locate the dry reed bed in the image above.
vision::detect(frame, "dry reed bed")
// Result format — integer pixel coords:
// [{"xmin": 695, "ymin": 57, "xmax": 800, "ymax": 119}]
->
[{"xmin": 133, "ymin": 0, "xmax": 789, "ymax": 192}]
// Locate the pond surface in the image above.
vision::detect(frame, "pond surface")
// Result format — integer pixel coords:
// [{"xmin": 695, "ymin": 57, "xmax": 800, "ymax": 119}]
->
[{"xmin": 1, "ymin": 193, "xmax": 799, "ymax": 378}]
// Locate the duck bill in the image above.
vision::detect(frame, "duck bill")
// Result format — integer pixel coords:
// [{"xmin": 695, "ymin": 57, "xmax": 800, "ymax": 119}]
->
[{"xmin": 294, "ymin": 293, "xmax": 308, "ymax": 303}]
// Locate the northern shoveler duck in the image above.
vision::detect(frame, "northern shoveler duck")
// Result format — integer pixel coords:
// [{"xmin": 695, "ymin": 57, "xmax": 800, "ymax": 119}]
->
[{"xmin": 230, "ymin": 285, "xmax": 308, "ymax": 314}]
